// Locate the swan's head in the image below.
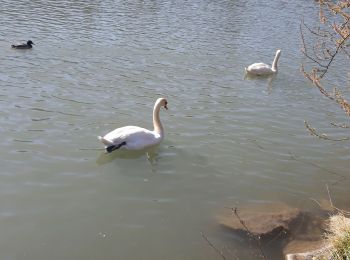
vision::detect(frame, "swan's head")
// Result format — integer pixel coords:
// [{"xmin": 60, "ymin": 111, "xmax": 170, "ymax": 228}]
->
[
  {"xmin": 157, "ymin": 97, "xmax": 168, "ymax": 110},
  {"xmin": 276, "ymin": 49, "xmax": 281, "ymax": 56}
]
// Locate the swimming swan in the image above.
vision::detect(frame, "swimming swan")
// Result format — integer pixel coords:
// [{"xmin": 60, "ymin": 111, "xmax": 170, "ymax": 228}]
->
[
  {"xmin": 245, "ymin": 50, "xmax": 281, "ymax": 76},
  {"xmin": 98, "ymin": 98, "xmax": 168, "ymax": 153}
]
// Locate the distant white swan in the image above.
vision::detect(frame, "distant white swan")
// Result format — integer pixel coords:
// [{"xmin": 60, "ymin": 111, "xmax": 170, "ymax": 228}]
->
[
  {"xmin": 245, "ymin": 50, "xmax": 281, "ymax": 76},
  {"xmin": 98, "ymin": 98, "xmax": 168, "ymax": 153}
]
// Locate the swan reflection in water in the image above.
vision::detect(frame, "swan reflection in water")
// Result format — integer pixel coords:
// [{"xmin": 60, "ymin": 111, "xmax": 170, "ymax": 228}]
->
[
  {"xmin": 96, "ymin": 145, "xmax": 159, "ymax": 166},
  {"xmin": 244, "ymin": 73, "xmax": 277, "ymax": 94}
]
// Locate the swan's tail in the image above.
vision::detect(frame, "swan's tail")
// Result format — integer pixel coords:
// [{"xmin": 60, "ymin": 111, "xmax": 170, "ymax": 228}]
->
[{"xmin": 97, "ymin": 136, "xmax": 113, "ymax": 146}]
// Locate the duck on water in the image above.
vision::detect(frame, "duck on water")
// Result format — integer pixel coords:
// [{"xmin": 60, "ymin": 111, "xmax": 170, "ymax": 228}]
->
[{"xmin": 11, "ymin": 40, "xmax": 34, "ymax": 49}]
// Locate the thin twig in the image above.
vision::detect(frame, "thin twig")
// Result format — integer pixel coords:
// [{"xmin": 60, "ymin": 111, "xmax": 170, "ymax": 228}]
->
[
  {"xmin": 320, "ymin": 32, "xmax": 350, "ymax": 78},
  {"xmin": 201, "ymin": 232, "xmax": 227, "ymax": 260},
  {"xmin": 300, "ymin": 20, "xmax": 329, "ymax": 68},
  {"xmin": 326, "ymin": 184, "xmax": 334, "ymax": 208},
  {"xmin": 330, "ymin": 122, "xmax": 350, "ymax": 128},
  {"xmin": 310, "ymin": 198, "xmax": 324, "ymax": 208},
  {"xmin": 232, "ymin": 207, "xmax": 267, "ymax": 260},
  {"xmin": 304, "ymin": 121, "xmax": 350, "ymax": 141},
  {"xmin": 302, "ymin": 70, "xmax": 350, "ymax": 116},
  {"xmin": 288, "ymin": 150, "xmax": 346, "ymax": 178},
  {"xmin": 300, "ymin": 7, "xmax": 350, "ymax": 77},
  {"xmin": 324, "ymin": 184, "xmax": 350, "ymax": 215},
  {"xmin": 300, "ymin": 65, "xmax": 334, "ymax": 100}
]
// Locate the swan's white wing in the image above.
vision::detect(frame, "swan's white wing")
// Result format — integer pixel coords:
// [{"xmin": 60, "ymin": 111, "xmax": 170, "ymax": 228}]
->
[
  {"xmin": 101, "ymin": 126, "xmax": 161, "ymax": 150},
  {"xmin": 246, "ymin": 63, "xmax": 273, "ymax": 75}
]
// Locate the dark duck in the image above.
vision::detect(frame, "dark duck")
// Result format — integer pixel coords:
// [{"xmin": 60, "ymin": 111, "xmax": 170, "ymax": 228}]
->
[{"xmin": 11, "ymin": 40, "xmax": 34, "ymax": 49}]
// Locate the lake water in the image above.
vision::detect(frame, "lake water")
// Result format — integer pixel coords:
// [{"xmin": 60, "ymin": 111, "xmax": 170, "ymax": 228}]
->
[{"xmin": 0, "ymin": 0, "xmax": 349, "ymax": 259}]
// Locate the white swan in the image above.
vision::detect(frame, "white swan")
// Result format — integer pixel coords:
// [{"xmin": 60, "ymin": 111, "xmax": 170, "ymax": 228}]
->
[
  {"xmin": 245, "ymin": 50, "xmax": 281, "ymax": 76},
  {"xmin": 98, "ymin": 98, "xmax": 168, "ymax": 153}
]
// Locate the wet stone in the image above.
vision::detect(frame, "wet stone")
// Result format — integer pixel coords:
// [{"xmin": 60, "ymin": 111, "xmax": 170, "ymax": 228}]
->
[{"xmin": 217, "ymin": 202, "xmax": 302, "ymax": 240}]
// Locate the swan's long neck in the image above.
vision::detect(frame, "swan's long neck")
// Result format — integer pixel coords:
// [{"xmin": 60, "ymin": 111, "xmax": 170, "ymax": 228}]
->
[
  {"xmin": 153, "ymin": 101, "xmax": 164, "ymax": 137},
  {"xmin": 271, "ymin": 51, "xmax": 281, "ymax": 72}
]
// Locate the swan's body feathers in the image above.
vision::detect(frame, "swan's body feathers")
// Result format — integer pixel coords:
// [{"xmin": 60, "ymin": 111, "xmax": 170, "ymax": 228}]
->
[
  {"xmin": 100, "ymin": 126, "xmax": 162, "ymax": 152},
  {"xmin": 98, "ymin": 97, "xmax": 168, "ymax": 153},
  {"xmin": 245, "ymin": 50, "xmax": 281, "ymax": 76},
  {"xmin": 246, "ymin": 63, "xmax": 273, "ymax": 75}
]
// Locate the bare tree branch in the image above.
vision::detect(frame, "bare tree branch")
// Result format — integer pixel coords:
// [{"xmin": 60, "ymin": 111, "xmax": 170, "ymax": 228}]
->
[
  {"xmin": 301, "ymin": 0, "xmax": 350, "ymax": 79},
  {"xmin": 304, "ymin": 121, "xmax": 350, "ymax": 141},
  {"xmin": 320, "ymin": 31, "xmax": 350, "ymax": 77},
  {"xmin": 300, "ymin": 20, "xmax": 330, "ymax": 68},
  {"xmin": 330, "ymin": 122, "xmax": 350, "ymax": 128}
]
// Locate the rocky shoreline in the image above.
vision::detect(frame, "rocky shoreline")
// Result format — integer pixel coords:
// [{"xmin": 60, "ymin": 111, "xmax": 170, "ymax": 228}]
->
[{"xmin": 216, "ymin": 202, "xmax": 337, "ymax": 259}]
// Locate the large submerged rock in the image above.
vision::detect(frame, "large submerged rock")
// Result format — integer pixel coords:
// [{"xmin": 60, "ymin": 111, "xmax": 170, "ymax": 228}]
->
[
  {"xmin": 217, "ymin": 202, "xmax": 302, "ymax": 240},
  {"xmin": 216, "ymin": 201, "xmax": 334, "ymax": 259}
]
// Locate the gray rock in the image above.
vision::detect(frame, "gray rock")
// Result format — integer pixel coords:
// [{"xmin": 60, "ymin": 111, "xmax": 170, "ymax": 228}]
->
[{"xmin": 217, "ymin": 202, "xmax": 302, "ymax": 240}]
